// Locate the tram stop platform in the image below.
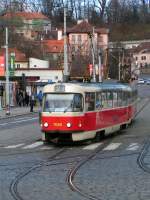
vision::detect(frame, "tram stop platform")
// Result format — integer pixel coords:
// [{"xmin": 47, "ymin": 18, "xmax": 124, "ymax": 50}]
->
[{"xmin": 0, "ymin": 106, "xmax": 39, "ymax": 119}]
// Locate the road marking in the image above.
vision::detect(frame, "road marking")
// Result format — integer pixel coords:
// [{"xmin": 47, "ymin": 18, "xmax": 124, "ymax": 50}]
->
[
  {"xmin": 4, "ymin": 143, "xmax": 25, "ymax": 149},
  {"xmin": 83, "ymin": 143, "xmax": 103, "ymax": 150},
  {"xmin": 126, "ymin": 143, "xmax": 139, "ymax": 151},
  {"xmin": 22, "ymin": 141, "xmax": 43, "ymax": 149},
  {"xmin": 40, "ymin": 146, "xmax": 53, "ymax": 150},
  {"xmin": 0, "ymin": 117, "xmax": 38, "ymax": 126},
  {"xmin": 103, "ymin": 143, "xmax": 121, "ymax": 151}
]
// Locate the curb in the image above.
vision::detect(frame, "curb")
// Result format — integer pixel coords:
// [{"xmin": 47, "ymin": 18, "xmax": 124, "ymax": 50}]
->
[{"xmin": 0, "ymin": 110, "xmax": 39, "ymax": 120}]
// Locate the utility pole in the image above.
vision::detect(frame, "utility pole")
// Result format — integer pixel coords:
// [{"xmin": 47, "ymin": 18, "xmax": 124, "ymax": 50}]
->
[
  {"xmin": 118, "ymin": 51, "xmax": 121, "ymax": 81},
  {"xmin": 91, "ymin": 27, "xmax": 96, "ymax": 82},
  {"xmin": 98, "ymin": 49, "xmax": 102, "ymax": 82},
  {"xmin": 63, "ymin": 7, "xmax": 69, "ymax": 82},
  {"xmin": 5, "ymin": 27, "xmax": 10, "ymax": 115}
]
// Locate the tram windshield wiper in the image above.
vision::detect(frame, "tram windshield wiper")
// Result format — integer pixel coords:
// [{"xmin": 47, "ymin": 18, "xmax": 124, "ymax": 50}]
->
[{"xmin": 64, "ymin": 103, "xmax": 73, "ymax": 113}]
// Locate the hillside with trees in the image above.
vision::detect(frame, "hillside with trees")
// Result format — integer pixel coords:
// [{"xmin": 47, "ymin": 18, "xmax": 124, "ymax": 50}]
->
[
  {"xmin": 0, "ymin": 0, "xmax": 150, "ymax": 41},
  {"xmin": 0, "ymin": 0, "xmax": 150, "ymax": 57}
]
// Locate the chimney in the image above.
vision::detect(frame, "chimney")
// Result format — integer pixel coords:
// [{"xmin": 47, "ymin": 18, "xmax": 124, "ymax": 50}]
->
[{"xmin": 77, "ymin": 19, "xmax": 88, "ymax": 24}]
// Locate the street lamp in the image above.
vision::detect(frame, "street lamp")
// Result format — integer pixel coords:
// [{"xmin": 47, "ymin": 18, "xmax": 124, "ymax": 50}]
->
[
  {"xmin": 98, "ymin": 49, "xmax": 102, "ymax": 82},
  {"xmin": 5, "ymin": 27, "xmax": 10, "ymax": 115},
  {"xmin": 91, "ymin": 27, "xmax": 96, "ymax": 82},
  {"xmin": 63, "ymin": 7, "xmax": 69, "ymax": 82}
]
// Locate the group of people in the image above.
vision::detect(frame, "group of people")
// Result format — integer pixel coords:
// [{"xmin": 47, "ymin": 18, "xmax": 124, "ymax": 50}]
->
[{"xmin": 16, "ymin": 89, "xmax": 43, "ymax": 112}]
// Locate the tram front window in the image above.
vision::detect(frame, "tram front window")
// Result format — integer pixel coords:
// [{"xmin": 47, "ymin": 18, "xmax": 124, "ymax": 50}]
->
[{"xmin": 43, "ymin": 93, "xmax": 83, "ymax": 112}]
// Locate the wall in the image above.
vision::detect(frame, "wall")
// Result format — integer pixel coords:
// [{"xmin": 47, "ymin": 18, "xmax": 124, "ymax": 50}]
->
[
  {"xmin": 133, "ymin": 52, "xmax": 150, "ymax": 67},
  {"xmin": 15, "ymin": 61, "xmax": 28, "ymax": 69},
  {"xmin": 29, "ymin": 58, "xmax": 49, "ymax": 68},
  {"xmin": 15, "ymin": 69, "xmax": 63, "ymax": 82}
]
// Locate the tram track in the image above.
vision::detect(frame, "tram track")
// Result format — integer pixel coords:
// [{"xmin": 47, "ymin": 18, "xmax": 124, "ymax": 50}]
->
[
  {"xmin": 8, "ymin": 137, "xmax": 148, "ymax": 200},
  {"xmin": 66, "ymin": 136, "xmax": 149, "ymax": 200},
  {"xmin": 9, "ymin": 148, "xmax": 67, "ymax": 200},
  {"xmin": 66, "ymin": 137, "xmax": 119, "ymax": 200},
  {"xmin": 9, "ymin": 137, "xmax": 133, "ymax": 200},
  {"xmin": 6, "ymin": 98, "xmax": 150, "ymax": 200},
  {"xmin": 135, "ymin": 97, "xmax": 150, "ymax": 118},
  {"xmin": 137, "ymin": 138, "xmax": 150, "ymax": 173}
]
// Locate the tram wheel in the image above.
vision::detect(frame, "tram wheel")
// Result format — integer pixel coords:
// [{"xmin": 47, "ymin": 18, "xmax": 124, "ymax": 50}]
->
[{"xmin": 94, "ymin": 131, "xmax": 105, "ymax": 142}]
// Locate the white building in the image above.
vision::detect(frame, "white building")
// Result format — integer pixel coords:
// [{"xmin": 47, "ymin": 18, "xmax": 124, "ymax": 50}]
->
[{"xmin": 15, "ymin": 57, "xmax": 63, "ymax": 83}]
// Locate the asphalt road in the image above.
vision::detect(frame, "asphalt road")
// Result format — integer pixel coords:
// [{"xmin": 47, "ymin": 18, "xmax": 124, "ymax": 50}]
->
[{"xmin": 0, "ymin": 84, "xmax": 150, "ymax": 200}]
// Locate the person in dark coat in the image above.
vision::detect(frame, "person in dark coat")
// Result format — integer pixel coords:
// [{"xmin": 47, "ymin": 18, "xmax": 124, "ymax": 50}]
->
[
  {"xmin": 30, "ymin": 93, "xmax": 35, "ymax": 112},
  {"xmin": 25, "ymin": 92, "xmax": 29, "ymax": 106},
  {"xmin": 37, "ymin": 90, "xmax": 43, "ymax": 106}
]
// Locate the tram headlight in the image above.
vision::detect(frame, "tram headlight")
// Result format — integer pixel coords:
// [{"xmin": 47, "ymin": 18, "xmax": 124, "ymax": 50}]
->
[
  {"xmin": 66, "ymin": 122, "xmax": 72, "ymax": 128},
  {"xmin": 43, "ymin": 122, "xmax": 49, "ymax": 128},
  {"xmin": 78, "ymin": 123, "xmax": 82, "ymax": 128}
]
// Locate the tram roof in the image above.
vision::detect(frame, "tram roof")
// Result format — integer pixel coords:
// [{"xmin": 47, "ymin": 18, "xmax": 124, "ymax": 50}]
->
[
  {"xmin": 79, "ymin": 82, "xmax": 131, "ymax": 89},
  {"xmin": 43, "ymin": 81, "xmax": 135, "ymax": 93}
]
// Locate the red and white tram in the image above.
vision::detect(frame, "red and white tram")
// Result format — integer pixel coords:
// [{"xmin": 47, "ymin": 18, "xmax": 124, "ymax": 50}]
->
[{"xmin": 40, "ymin": 82, "xmax": 137, "ymax": 142}]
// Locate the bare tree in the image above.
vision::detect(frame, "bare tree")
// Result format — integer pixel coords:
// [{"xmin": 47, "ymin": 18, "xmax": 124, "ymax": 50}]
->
[{"xmin": 92, "ymin": 0, "xmax": 107, "ymax": 23}]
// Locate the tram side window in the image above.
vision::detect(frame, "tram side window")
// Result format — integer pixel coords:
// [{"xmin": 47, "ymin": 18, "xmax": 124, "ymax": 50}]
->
[
  {"xmin": 122, "ymin": 92, "xmax": 127, "ymax": 106},
  {"xmin": 118, "ymin": 91, "xmax": 122, "ymax": 107},
  {"xmin": 101, "ymin": 92, "xmax": 107, "ymax": 108},
  {"xmin": 73, "ymin": 94, "xmax": 83, "ymax": 111},
  {"xmin": 132, "ymin": 91, "xmax": 134, "ymax": 102},
  {"xmin": 107, "ymin": 92, "xmax": 113, "ymax": 108},
  {"xmin": 113, "ymin": 92, "xmax": 118, "ymax": 107},
  {"xmin": 85, "ymin": 92, "xmax": 95, "ymax": 111},
  {"xmin": 96, "ymin": 92, "xmax": 102, "ymax": 110},
  {"xmin": 132, "ymin": 90, "xmax": 137, "ymax": 102},
  {"xmin": 128, "ymin": 92, "xmax": 132, "ymax": 104}
]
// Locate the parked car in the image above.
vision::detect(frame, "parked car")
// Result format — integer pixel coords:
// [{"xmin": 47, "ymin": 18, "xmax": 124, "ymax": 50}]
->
[
  {"xmin": 138, "ymin": 79, "xmax": 145, "ymax": 84},
  {"xmin": 146, "ymin": 80, "xmax": 150, "ymax": 85}
]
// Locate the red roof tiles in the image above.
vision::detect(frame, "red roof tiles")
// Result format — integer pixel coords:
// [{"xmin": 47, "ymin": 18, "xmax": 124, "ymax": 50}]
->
[
  {"xmin": 0, "ymin": 48, "xmax": 27, "ymax": 62},
  {"xmin": 42, "ymin": 40, "xmax": 64, "ymax": 53},
  {"xmin": 67, "ymin": 20, "xmax": 109, "ymax": 34},
  {"xmin": 134, "ymin": 42, "xmax": 150, "ymax": 53}
]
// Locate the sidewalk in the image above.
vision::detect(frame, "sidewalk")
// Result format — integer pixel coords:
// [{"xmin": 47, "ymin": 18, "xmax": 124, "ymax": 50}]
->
[{"xmin": 0, "ymin": 106, "xmax": 39, "ymax": 119}]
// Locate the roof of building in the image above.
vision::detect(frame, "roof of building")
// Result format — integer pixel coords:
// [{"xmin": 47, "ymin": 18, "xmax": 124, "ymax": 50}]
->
[
  {"xmin": 2, "ymin": 11, "xmax": 49, "ymax": 20},
  {"xmin": 42, "ymin": 40, "xmax": 64, "ymax": 53},
  {"xmin": 67, "ymin": 20, "xmax": 109, "ymax": 34},
  {"xmin": 133, "ymin": 42, "xmax": 150, "ymax": 53},
  {"xmin": 0, "ymin": 48, "xmax": 27, "ymax": 62}
]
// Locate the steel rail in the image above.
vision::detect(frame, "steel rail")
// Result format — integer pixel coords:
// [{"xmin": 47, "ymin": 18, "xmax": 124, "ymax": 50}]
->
[{"xmin": 9, "ymin": 148, "xmax": 67, "ymax": 200}]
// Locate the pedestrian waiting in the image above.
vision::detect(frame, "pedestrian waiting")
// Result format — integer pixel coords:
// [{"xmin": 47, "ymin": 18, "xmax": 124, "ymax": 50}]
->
[
  {"xmin": 30, "ymin": 93, "xmax": 35, "ymax": 112},
  {"xmin": 37, "ymin": 90, "xmax": 43, "ymax": 106}
]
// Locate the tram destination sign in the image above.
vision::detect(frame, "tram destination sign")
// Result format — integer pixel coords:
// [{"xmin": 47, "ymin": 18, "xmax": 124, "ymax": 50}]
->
[{"xmin": 54, "ymin": 84, "xmax": 65, "ymax": 92}]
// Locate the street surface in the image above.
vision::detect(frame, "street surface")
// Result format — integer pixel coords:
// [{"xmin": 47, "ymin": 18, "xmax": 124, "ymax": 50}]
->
[{"xmin": 0, "ymin": 84, "xmax": 150, "ymax": 200}]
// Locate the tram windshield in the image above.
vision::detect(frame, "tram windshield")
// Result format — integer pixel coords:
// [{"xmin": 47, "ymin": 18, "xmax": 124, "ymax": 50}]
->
[{"xmin": 43, "ymin": 93, "xmax": 83, "ymax": 112}]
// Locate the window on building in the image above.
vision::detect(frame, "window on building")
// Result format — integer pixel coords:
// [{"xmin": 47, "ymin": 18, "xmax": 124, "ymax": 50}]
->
[
  {"xmin": 72, "ymin": 35, "xmax": 75, "ymax": 44},
  {"xmin": 135, "ymin": 57, "xmax": 138, "ymax": 60},
  {"xmin": 98, "ymin": 36, "xmax": 103, "ymax": 43},
  {"xmin": 78, "ymin": 35, "xmax": 82, "ymax": 43},
  {"xmin": 141, "ymin": 56, "xmax": 146, "ymax": 60},
  {"xmin": 16, "ymin": 64, "xmax": 20, "ymax": 69}
]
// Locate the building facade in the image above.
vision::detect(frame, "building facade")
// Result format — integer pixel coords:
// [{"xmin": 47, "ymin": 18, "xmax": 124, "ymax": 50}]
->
[{"xmin": 1, "ymin": 12, "xmax": 51, "ymax": 40}]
